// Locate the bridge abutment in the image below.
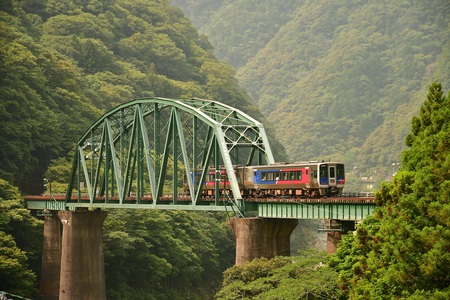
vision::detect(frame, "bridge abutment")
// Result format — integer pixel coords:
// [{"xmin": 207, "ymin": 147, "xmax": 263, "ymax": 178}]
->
[
  {"xmin": 230, "ymin": 217, "xmax": 298, "ymax": 265},
  {"xmin": 58, "ymin": 210, "xmax": 108, "ymax": 300},
  {"xmin": 40, "ymin": 211, "xmax": 61, "ymax": 300},
  {"xmin": 326, "ymin": 220, "xmax": 356, "ymax": 254}
]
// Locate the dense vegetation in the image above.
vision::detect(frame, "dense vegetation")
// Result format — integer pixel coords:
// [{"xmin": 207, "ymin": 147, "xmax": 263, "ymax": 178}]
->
[
  {"xmin": 329, "ymin": 82, "xmax": 450, "ymax": 298},
  {"xmin": 0, "ymin": 179, "xmax": 43, "ymax": 298},
  {"xmin": 174, "ymin": 0, "xmax": 450, "ymax": 190},
  {"xmin": 0, "ymin": 0, "xmax": 285, "ymax": 195},
  {"xmin": 216, "ymin": 250, "xmax": 340, "ymax": 300},
  {"xmin": 103, "ymin": 209, "xmax": 235, "ymax": 299}
]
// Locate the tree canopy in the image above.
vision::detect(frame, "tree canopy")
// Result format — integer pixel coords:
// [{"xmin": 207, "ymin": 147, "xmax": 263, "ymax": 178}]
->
[
  {"xmin": 216, "ymin": 250, "xmax": 340, "ymax": 300},
  {"xmin": 103, "ymin": 209, "xmax": 235, "ymax": 299},
  {"xmin": 329, "ymin": 81, "xmax": 450, "ymax": 298},
  {"xmin": 0, "ymin": 179, "xmax": 43, "ymax": 298}
]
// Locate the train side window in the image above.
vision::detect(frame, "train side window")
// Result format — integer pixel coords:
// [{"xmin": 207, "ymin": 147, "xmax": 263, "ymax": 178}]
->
[
  {"xmin": 297, "ymin": 171, "xmax": 302, "ymax": 180},
  {"xmin": 275, "ymin": 172, "xmax": 280, "ymax": 180},
  {"xmin": 281, "ymin": 172, "xmax": 288, "ymax": 180},
  {"xmin": 261, "ymin": 172, "xmax": 266, "ymax": 181}
]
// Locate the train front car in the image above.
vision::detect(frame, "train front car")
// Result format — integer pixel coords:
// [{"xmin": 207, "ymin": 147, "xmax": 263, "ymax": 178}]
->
[{"xmin": 316, "ymin": 162, "xmax": 345, "ymax": 196}]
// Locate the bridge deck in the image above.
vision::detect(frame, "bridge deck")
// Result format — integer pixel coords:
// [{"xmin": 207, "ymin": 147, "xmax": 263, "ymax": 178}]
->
[{"xmin": 24, "ymin": 195, "xmax": 376, "ymax": 220}]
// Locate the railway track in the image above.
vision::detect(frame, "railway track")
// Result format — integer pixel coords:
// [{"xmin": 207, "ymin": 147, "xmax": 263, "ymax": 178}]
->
[{"xmin": 24, "ymin": 193, "xmax": 376, "ymax": 204}]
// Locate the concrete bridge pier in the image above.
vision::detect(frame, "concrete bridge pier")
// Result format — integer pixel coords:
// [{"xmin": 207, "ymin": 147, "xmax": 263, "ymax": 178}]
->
[
  {"xmin": 326, "ymin": 220, "xmax": 356, "ymax": 254},
  {"xmin": 58, "ymin": 210, "xmax": 108, "ymax": 300},
  {"xmin": 229, "ymin": 217, "xmax": 298, "ymax": 265},
  {"xmin": 40, "ymin": 211, "xmax": 61, "ymax": 300}
]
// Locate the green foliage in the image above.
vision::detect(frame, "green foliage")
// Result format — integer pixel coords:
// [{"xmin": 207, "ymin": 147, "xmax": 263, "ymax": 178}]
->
[
  {"xmin": 0, "ymin": 232, "xmax": 37, "ymax": 297},
  {"xmin": 216, "ymin": 250, "xmax": 340, "ymax": 300},
  {"xmin": 0, "ymin": 179, "xmax": 42, "ymax": 298},
  {"xmin": 330, "ymin": 82, "xmax": 450, "ymax": 298},
  {"xmin": 103, "ymin": 209, "xmax": 235, "ymax": 299},
  {"xmin": 0, "ymin": 9, "xmax": 102, "ymax": 193}
]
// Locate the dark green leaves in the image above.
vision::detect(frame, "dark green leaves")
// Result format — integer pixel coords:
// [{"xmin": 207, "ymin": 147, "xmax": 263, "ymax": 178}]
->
[
  {"xmin": 331, "ymin": 82, "xmax": 450, "ymax": 298},
  {"xmin": 103, "ymin": 210, "xmax": 235, "ymax": 299}
]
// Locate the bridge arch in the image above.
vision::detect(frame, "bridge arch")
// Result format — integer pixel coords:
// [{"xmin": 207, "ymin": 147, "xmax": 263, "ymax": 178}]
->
[{"xmin": 66, "ymin": 97, "xmax": 275, "ymax": 213}]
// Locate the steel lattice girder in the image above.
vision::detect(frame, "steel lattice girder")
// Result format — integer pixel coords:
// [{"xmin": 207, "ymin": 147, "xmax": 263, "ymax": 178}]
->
[
  {"xmin": 66, "ymin": 98, "xmax": 275, "ymax": 213},
  {"xmin": 256, "ymin": 202, "xmax": 376, "ymax": 220}
]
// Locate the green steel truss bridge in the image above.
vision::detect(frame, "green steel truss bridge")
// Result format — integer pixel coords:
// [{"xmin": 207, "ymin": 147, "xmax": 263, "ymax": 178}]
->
[{"xmin": 25, "ymin": 98, "xmax": 375, "ymax": 220}]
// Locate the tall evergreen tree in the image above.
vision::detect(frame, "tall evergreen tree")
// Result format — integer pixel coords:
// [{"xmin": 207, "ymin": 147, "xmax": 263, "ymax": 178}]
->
[{"xmin": 330, "ymin": 81, "xmax": 450, "ymax": 298}]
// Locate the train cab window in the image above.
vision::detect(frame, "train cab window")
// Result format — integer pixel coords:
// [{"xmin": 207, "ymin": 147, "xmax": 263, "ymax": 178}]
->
[{"xmin": 337, "ymin": 164, "xmax": 345, "ymax": 177}]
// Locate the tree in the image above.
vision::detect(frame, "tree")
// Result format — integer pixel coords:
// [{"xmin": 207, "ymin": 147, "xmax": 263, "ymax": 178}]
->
[
  {"xmin": 330, "ymin": 81, "xmax": 450, "ymax": 299},
  {"xmin": 0, "ymin": 179, "xmax": 42, "ymax": 298}
]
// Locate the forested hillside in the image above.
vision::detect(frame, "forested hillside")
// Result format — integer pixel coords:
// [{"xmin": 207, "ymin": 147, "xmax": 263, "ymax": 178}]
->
[
  {"xmin": 0, "ymin": 0, "xmax": 285, "ymax": 195},
  {"xmin": 174, "ymin": 0, "xmax": 450, "ymax": 189}
]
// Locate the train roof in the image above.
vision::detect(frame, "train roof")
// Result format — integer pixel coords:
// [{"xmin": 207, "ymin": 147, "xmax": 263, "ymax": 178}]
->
[
  {"xmin": 200, "ymin": 161, "xmax": 344, "ymax": 171},
  {"xmin": 248, "ymin": 161, "xmax": 344, "ymax": 168}
]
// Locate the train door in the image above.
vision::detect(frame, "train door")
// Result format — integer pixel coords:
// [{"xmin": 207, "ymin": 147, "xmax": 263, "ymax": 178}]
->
[
  {"xmin": 319, "ymin": 164, "xmax": 328, "ymax": 186},
  {"xmin": 328, "ymin": 165, "xmax": 336, "ymax": 186},
  {"xmin": 310, "ymin": 166, "xmax": 318, "ymax": 188}
]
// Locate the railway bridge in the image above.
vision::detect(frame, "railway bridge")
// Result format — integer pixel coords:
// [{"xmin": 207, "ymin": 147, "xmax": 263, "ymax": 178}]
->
[{"xmin": 24, "ymin": 98, "xmax": 376, "ymax": 300}]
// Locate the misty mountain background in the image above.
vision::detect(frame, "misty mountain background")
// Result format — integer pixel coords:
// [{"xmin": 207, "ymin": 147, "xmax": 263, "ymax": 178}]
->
[{"xmin": 173, "ymin": 0, "xmax": 450, "ymax": 190}]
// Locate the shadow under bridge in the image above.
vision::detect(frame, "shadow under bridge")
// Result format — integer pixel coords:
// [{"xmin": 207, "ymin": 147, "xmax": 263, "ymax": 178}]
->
[{"xmin": 65, "ymin": 97, "xmax": 275, "ymax": 214}]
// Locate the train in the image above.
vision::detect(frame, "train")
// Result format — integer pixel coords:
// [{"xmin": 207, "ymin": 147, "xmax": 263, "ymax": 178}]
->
[{"xmin": 189, "ymin": 161, "xmax": 345, "ymax": 198}]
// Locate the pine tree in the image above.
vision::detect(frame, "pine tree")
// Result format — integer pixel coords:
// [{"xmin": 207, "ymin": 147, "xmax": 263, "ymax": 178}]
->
[{"xmin": 330, "ymin": 81, "xmax": 450, "ymax": 298}]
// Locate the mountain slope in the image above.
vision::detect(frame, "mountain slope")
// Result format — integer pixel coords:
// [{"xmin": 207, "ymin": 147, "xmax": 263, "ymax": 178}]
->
[
  {"xmin": 173, "ymin": 0, "xmax": 450, "ymax": 187},
  {"xmin": 1, "ymin": 0, "xmax": 285, "ymax": 193}
]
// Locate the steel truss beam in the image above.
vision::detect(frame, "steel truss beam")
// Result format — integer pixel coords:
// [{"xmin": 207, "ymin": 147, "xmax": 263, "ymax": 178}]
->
[{"xmin": 66, "ymin": 98, "xmax": 275, "ymax": 214}]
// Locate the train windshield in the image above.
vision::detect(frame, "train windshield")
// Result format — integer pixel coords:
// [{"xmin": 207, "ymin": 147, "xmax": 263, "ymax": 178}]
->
[
  {"xmin": 337, "ymin": 164, "xmax": 345, "ymax": 183},
  {"xmin": 337, "ymin": 164, "xmax": 345, "ymax": 177}
]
